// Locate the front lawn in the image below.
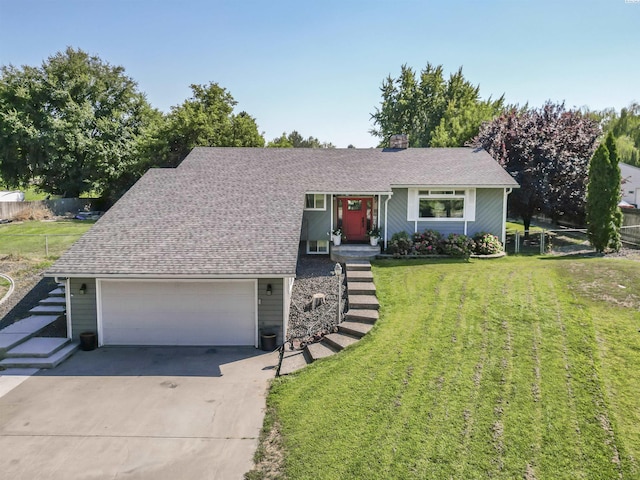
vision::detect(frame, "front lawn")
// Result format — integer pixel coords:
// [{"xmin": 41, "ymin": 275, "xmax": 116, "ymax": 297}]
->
[{"xmin": 265, "ymin": 256, "xmax": 640, "ymax": 479}]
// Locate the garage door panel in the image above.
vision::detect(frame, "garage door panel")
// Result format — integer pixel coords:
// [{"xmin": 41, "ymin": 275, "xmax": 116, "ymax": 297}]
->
[{"xmin": 100, "ymin": 281, "xmax": 256, "ymax": 346}]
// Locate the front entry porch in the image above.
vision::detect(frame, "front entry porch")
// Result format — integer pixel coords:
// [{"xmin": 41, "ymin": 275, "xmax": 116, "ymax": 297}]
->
[{"xmin": 330, "ymin": 244, "xmax": 380, "ymax": 263}]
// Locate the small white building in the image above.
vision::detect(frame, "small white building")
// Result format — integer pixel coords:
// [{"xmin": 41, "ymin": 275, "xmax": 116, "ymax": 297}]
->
[
  {"xmin": 0, "ymin": 191, "xmax": 24, "ymax": 202},
  {"xmin": 620, "ymin": 163, "xmax": 640, "ymax": 207}
]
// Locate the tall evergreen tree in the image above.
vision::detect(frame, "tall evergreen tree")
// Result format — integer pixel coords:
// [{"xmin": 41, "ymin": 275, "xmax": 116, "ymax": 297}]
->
[{"xmin": 586, "ymin": 133, "xmax": 622, "ymax": 252}]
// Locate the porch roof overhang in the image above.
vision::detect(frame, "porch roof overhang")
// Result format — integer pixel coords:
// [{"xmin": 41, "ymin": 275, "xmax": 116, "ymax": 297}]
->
[{"xmin": 304, "ymin": 191, "xmax": 394, "ymax": 196}]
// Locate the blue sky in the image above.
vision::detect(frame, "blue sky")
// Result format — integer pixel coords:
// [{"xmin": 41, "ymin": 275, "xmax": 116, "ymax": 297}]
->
[{"xmin": 1, "ymin": 0, "xmax": 638, "ymax": 147}]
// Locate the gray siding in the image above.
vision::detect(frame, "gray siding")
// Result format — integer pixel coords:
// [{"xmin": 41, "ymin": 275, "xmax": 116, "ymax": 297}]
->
[
  {"xmin": 69, "ymin": 277, "xmax": 97, "ymax": 340},
  {"xmin": 301, "ymin": 205, "xmax": 331, "ymax": 241},
  {"xmin": 385, "ymin": 187, "xmax": 505, "ymax": 240},
  {"xmin": 258, "ymin": 278, "xmax": 284, "ymax": 345},
  {"xmin": 467, "ymin": 188, "xmax": 504, "ymax": 238},
  {"xmin": 386, "ymin": 188, "xmax": 465, "ymax": 237}
]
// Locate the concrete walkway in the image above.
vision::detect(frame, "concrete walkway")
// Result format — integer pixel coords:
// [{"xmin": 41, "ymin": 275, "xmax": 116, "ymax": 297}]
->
[{"xmin": 0, "ymin": 346, "xmax": 278, "ymax": 480}]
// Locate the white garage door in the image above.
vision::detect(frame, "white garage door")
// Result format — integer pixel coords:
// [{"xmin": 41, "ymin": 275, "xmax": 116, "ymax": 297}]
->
[{"xmin": 99, "ymin": 280, "xmax": 256, "ymax": 346}]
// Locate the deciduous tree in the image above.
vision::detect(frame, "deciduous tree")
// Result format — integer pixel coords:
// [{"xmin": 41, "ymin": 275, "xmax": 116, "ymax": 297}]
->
[
  {"xmin": 0, "ymin": 47, "xmax": 157, "ymax": 197},
  {"xmin": 473, "ymin": 102, "xmax": 600, "ymax": 232},
  {"xmin": 154, "ymin": 82, "xmax": 264, "ymax": 167},
  {"xmin": 370, "ymin": 63, "xmax": 504, "ymax": 147},
  {"xmin": 267, "ymin": 130, "xmax": 334, "ymax": 148}
]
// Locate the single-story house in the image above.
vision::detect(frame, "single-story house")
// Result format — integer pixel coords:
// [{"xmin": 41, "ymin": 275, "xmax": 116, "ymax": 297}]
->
[{"xmin": 46, "ymin": 142, "xmax": 519, "ymax": 348}]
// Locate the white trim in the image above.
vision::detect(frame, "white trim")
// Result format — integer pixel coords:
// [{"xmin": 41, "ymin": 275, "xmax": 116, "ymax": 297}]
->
[
  {"xmin": 254, "ymin": 281, "xmax": 259, "ymax": 348},
  {"xmin": 502, "ymin": 188, "xmax": 513, "ymax": 244},
  {"xmin": 393, "ymin": 184, "xmax": 518, "ymax": 189},
  {"xmin": 408, "ymin": 188, "xmax": 475, "ymax": 222},
  {"xmin": 304, "ymin": 193, "xmax": 327, "ymax": 211},
  {"xmin": 330, "ymin": 194, "xmax": 334, "ymax": 235},
  {"xmin": 282, "ymin": 277, "xmax": 293, "ymax": 343},
  {"xmin": 96, "ymin": 279, "xmax": 104, "ymax": 347},
  {"xmin": 65, "ymin": 278, "xmax": 72, "ymax": 340},
  {"xmin": 307, "ymin": 191, "xmax": 393, "ymax": 196},
  {"xmin": 47, "ymin": 273, "xmax": 294, "ymax": 279},
  {"xmin": 96, "ymin": 278, "xmax": 259, "ymax": 348},
  {"xmin": 384, "ymin": 193, "xmax": 392, "ymax": 250},
  {"xmin": 306, "ymin": 240, "xmax": 329, "ymax": 255}
]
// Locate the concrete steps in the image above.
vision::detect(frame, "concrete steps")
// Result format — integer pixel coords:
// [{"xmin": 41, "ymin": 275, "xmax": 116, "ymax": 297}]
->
[
  {"xmin": 0, "ymin": 284, "xmax": 76, "ymax": 369},
  {"xmin": 345, "ymin": 309, "xmax": 379, "ymax": 323},
  {"xmin": 305, "ymin": 342, "xmax": 337, "ymax": 362},
  {"xmin": 346, "ymin": 270, "xmax": 374, "ymax": 283},
  {"xmin": 29, "ymin": 304, "xmax": 66, "ymax": 315},
  {"xmin": 280, "ymin": 260, "xmax": 380, "ymax": 375},
  {"xmin": 347, "ymin": 282, "xmax": 376, "ymax": 295},
  {"xmin": 338, "ymin": 321, "xmax": 373, "ymax": 338},
  {"xmin": 348, "ymin": 294, "xmax": 380, "ymax": 310},
  {"xmin": 323, "ymin": 332, "xmax": 360, "ymax": 351},
  {"xmin": 5, "ymin": 337, "xmax": 71, "ymax": 358},
  {"xmin": 0, "ymin": 342, "xmax": 79, "ymax": 369},
  {"xmin": 331, "ymin": 245, "xmax": 380, "ymax": 263}
]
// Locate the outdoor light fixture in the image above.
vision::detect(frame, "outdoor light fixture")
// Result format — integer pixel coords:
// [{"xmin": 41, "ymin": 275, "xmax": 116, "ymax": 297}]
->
[
  {"xmin": 79, "ymin": 283, "xmax": 87, "ymax": 295},
  {"xmin": 334, "ymin": 262, "xmax": 343, "ymax": 276},
  {"xmin": 266, "ymin": 284, "xmax": 272, "ymax": 295}
]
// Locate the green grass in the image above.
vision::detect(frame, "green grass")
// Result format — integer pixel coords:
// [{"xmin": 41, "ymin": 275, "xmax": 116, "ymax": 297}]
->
[
  {"xmin": 506, "ymin": 221, "xmax": 543, "ymax": 232},
  {"xmin": 0, "ymin": 220, "xmax": 94, "ymax": 259},
  {"xmin": 267, "ymin": 256, "xmax": 640, "ymax": 479}
]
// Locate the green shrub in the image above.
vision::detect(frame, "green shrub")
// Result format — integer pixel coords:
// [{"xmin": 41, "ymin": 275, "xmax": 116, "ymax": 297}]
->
[
  {"xmin": 413, "ymin": 229, "xmax": 442, "ymax": 254},
  {"xmin": 387, "ymin": 231, "xmax": 413, "ymax": 255},
  {"xmin": 440, "ymin": 233, "xmax": 475, "ymax": 257},
  {"xmin": 473, "ymin": 232, "xmax": 503, "ymax": 255}
]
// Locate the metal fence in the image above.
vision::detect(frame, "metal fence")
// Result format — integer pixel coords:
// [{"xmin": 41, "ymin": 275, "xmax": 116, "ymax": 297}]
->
[
  {"xmin": 0, "ymin": 233, "xmax": 84, "ymax": 258},
  {"xmin": 506, "ymin": 225, "xmax": 640, "ymax": 255}
]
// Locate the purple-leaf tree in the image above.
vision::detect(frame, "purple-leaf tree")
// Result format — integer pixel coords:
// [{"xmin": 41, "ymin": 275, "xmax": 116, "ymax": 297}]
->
[{"xmin": 472, "ymin": 102, "xmax": 600, "ymax": 233}]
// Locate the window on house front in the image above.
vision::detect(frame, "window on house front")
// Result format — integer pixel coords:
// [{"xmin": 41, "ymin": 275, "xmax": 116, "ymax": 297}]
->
[
  {"xmin": 305, "ymin": 194, "xmax": 325, "ymax": 210},
  {"xmin": 307, "ymin": 240, "xmax": 329, "ymax": 254},
  {"xmin": 418, "ymin": 190, "xmax": 465, "ymax": 219}
]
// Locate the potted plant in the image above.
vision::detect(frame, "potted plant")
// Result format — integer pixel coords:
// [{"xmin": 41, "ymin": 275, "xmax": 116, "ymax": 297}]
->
[
  {"xmin": 331, "ymin": 228, "xmax": 343, "ymax": 246},
  {"xmin": 368, "ymin": 226, "xmax": 381, "ymax": 246}
]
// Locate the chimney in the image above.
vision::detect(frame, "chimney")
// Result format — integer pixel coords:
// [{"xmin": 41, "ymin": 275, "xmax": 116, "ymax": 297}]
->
[{"xmin": 389, "ymin": 134, "xmax": 409, "ymax": 149}]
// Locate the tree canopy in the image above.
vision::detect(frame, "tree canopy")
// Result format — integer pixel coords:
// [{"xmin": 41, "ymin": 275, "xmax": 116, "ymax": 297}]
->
[
  {"xmin": 0, "ymin": 47, "xmax": 158, "ymax": 197},
  {"xmin": 586, "ymin": 133, "xmax": 622, "ymax": 252},
  {"xmin": 154, "ymin": 82, "xmax": 264, "ymax": 168},
  {"xmin": 370, "ymin": 63, "xmax": 505, "ymax": 147},
  {"xmin": 473, "ymin": 102, "xmax": 600, "ymax": 232},
  {"xmin": 606, "ymin": 103, "xmax": 640, "ymax": 167},
  {"xmin": 267, "ymin": 130, "xmax": 335, "ymax": 148}
]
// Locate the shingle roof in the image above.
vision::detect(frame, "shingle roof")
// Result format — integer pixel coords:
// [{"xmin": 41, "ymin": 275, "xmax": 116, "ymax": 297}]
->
[{"xmin": 47, "ymin": 147, "xmax": 518, "ymax": 277}]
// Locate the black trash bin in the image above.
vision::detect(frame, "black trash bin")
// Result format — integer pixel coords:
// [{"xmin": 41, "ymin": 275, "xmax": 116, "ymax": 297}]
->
[
  {"xmin": 260, "ymin": 332, "xmax": 277, "ymax": 351},
  {"xmin": 79, "ymin": 331, "xmax": 97, "ymax": 351}
]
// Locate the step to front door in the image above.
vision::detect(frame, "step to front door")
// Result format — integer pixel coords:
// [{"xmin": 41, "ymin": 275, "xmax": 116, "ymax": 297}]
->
[{"xmin": 5, "ymin": 337, "xmax": 70, "ymax": 358}]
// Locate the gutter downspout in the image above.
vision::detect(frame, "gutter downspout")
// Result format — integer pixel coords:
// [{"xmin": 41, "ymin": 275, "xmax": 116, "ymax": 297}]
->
[
  {"xmin": 384, "ymin": 193, "xmax": 393, "ymax": 251},
  {"xmin": 502, "ymin": 188, "xmax": 513, "ymax": 244}
]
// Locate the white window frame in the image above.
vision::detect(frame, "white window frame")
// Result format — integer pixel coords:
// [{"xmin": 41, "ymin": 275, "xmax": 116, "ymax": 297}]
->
[
  {"xmin": 407, "ymin": 188, "xmax": 476, "ymax": 222},
  {"xmin": 306, "ymin": 240, "xmax": 329, "ymax": 254},
  {"xmin": 304, "ymin": 193, "xmax": 326, "ymax": 211}
]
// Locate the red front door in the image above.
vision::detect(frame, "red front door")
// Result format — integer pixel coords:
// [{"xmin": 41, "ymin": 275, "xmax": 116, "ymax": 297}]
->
[{"xmin": 341, "ymin": 198, "xmax": 370, "ymax": 242}]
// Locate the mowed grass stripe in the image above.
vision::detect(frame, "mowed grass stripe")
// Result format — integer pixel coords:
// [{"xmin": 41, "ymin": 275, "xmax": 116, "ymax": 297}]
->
[{"xmin": 269, "ymin": 257, "xmax": 639, "ymax": 479}]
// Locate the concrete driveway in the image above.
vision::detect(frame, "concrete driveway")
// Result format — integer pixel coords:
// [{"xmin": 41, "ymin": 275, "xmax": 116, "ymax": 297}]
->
[{"xmin": 0, "ymin": 346, "xmax": 279, "ymax": 479}]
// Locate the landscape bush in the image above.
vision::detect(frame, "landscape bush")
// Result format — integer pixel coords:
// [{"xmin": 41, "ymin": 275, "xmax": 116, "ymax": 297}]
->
[
  {"xmin": 439, "ymin": 233, "xmax": 475, "ymax": 257},
  {"xmin": 386, "ymin": 230, "xmax": 504, "ymax": 257},
  {"xmin": 413, "ymin": 229, "xmax": 442, "ymax": 254},
  {"xmin": 473, "ymin": 232, "xmax": 504, "ymax": 255},
  {"xmin": 387, "ymin": 231, "xmax": 413, "ymax": 256}
]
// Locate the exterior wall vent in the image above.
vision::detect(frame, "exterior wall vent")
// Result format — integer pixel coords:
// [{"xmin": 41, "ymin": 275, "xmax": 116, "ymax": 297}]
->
[{"xmin": 389, "ymin": 134, "xmax": 409, "ymax": 149}]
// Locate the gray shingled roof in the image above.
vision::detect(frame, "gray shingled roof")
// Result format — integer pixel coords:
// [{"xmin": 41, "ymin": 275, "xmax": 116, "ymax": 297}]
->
[{"xmin": 47, "ymin": 147, "xmax": 518, "ymax": 277}]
